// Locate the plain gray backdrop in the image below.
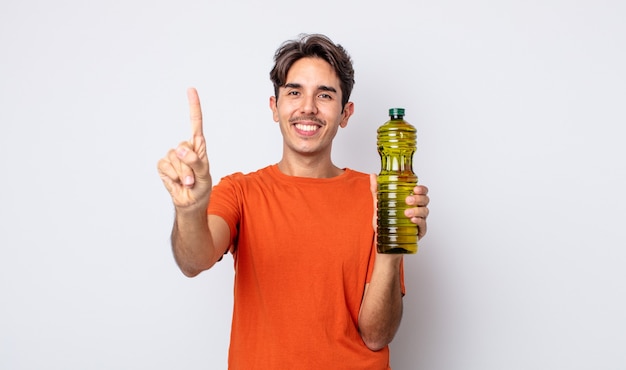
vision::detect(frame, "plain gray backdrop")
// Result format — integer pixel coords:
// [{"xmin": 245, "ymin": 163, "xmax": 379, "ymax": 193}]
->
[{"xmin": 1, "ymin": 0, "xmax": 625, "ymax": 369}]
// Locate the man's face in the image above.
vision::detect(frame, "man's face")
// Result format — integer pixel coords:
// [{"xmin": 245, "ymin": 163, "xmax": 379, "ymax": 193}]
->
[{"xmin": 270, "ymin": 57, "xmax": 354, "ymax": 158}]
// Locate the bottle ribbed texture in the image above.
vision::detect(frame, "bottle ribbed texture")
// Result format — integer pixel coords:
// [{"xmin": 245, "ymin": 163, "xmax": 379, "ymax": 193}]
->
[{"xmin": 376, "ymin": 108, "xmax": 418, "ymax": 254}]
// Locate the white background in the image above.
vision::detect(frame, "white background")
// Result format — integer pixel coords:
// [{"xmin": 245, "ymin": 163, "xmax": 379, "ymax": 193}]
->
[{"xmin": 1, "ymin": 0, "xmax": 625, "ymax": 369}]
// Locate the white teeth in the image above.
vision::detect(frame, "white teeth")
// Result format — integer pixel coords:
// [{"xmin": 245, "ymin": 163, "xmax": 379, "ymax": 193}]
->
[{"xmin": 295, "ymin": 124, "xmax": 319, "ymax": 132}]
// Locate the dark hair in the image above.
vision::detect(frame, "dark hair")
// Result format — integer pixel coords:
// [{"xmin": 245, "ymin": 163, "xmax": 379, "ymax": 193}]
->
[{"xmin": 269, "ymin": 33, "xmax": 355, "ymax": 109}]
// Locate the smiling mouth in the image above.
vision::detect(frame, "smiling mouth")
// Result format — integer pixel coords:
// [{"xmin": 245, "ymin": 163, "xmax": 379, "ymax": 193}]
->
[
  {"xmin": 294, "ymin": 123, "xmax": 320, "ymax": 132},
  {"xmin": 290, "ymin": 116, "xmax": 324, "ymax": 134}
]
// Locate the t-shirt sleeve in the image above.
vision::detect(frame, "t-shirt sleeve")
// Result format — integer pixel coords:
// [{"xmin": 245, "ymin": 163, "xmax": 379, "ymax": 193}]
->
[
  {"xmin": 399, "ymin": 258, "xmax": 406, "ymax": 296},
  {"xmin": 206, "ymin": 174, "xmax": 242, "ymax": 247}
]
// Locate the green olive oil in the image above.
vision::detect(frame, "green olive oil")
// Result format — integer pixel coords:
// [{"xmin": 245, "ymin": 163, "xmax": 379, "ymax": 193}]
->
[{"xmin": 377, "ymin": 108, "xmax": 418, "ymax": 254}]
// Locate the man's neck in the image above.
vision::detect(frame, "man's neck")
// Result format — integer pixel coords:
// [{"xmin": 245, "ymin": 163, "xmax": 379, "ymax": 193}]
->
[{"xmin": 277, "ymin": 156, "xmax": 344, "ymax": 179}]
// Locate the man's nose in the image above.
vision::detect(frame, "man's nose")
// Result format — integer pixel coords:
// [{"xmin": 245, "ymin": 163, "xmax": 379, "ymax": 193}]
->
[{"xmin": 299, "ymin": 94, "xmax": 318, "ymax": 115}]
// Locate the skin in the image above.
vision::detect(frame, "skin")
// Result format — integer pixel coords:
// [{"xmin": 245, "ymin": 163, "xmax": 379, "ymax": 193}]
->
[{"xmin": 157, "ymin": 56, "xmax": 430, "ymax": 352}]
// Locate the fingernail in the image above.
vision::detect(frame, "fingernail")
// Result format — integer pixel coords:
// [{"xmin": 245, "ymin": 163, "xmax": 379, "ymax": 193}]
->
[
  {"xmin": 404, "ymin": 209, "xmax": 414, "ymax": 217},
  {"xmin": 184, "ymin": 176, "xmax": 194, "ymax": 185},
  {"xmin": 176, "ymin": 147, "xmax": 188, "ymax": 158}
]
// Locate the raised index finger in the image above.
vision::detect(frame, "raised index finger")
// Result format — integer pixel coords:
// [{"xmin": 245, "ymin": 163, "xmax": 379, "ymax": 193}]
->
[{"xmin": 187, "ymin": 87, "xmax": 204, "ymax": 144}]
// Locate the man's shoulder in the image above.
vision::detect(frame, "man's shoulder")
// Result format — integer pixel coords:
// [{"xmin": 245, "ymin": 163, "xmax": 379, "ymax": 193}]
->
[
  {"xmin": 216, "ymin": 165, "xmax": 276, "ymax": 186},
  {"xmin": 344, "ymin": 167, "xmax": 370, "ymax": 178}
]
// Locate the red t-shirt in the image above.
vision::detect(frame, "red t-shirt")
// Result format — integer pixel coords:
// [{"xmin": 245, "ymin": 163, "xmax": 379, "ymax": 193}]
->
[{"xmin": 208, "ymin": 165, "xmax": 404, "ymax": 369}]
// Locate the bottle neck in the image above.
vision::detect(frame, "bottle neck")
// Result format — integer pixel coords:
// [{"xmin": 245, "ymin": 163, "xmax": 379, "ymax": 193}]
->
[{"xmin": 390, "ymin": 115, "xmax": 404, "ymax": 120}]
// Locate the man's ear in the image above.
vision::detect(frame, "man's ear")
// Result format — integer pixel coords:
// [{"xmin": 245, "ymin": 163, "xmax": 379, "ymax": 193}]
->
[
  {"xmin": 340, "ymin": 102, "xmax": 355, "ymax": 128},
  {"xmin": 269, "ymin": 96, "xmax": 279, "ymax": 122}
]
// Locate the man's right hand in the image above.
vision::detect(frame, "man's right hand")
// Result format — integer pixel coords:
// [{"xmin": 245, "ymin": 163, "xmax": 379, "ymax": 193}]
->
[{"xmin": 157, "ymin": 88, "xmax": 212, "ymax": 210}]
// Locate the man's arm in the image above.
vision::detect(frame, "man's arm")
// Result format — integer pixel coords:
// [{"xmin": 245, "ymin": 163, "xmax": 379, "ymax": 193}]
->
[
  {"xmin": 171, "ymin": 209, "xmax": 231, "ymax": 277},
  {"xmin": 358, "ymin": 174, "xmax": 430, "ymax": 350},
  {"xmin": 158, "ymin": 88, "xmax": 230, "ymax": 276},
  {"xmin": 358, "ymin": 254, "xmax": 404, "ymax": 351}
]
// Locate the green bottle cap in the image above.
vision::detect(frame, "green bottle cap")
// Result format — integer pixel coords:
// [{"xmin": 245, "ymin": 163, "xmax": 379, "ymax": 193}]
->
[{"xmin": 389, "ymin": 108, "xmax": 405, "ymax": 117}]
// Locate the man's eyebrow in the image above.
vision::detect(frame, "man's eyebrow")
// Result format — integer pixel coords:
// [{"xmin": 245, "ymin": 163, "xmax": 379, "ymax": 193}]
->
[
  {"xmin": 318, "ymin": 85, "xmax": 337, "ymax": 93},
  {"xmin": 284, "ymin": 83, "xmax": 302, "ymax": 89},
  {"xmin": 283, "ymin": 83, "xmax": 337, "ymax": 93}
]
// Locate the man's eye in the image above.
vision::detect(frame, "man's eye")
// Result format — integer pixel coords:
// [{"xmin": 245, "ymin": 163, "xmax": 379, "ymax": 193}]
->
[
  {"xmin": 319, "ymin": 93, "xmax": 332, "ymax": 99},
  {"xmin": 288, "ymin": 91, "xmax": 300, "ymax": 96}
]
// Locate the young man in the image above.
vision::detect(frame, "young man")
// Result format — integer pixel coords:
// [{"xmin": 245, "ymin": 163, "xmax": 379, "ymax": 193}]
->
[{"xmin": 157, "ymin": 34, "xmax": 430, "ymax": 369}]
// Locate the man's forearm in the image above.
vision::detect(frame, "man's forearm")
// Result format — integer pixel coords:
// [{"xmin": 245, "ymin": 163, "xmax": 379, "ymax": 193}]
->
[
  {"xmin": 171, "ymin": 207, "xmax": 216, "ymax": 277},
  {"xmin": 358, "ymin": 254, "xmax": 404, "ymax": 351}
]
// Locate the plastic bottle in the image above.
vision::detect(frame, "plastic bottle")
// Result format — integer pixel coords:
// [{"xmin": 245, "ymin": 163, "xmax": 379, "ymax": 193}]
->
[{"xmin": 376, "ymin": 108, "xmax": 418, "ymax": 254}]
